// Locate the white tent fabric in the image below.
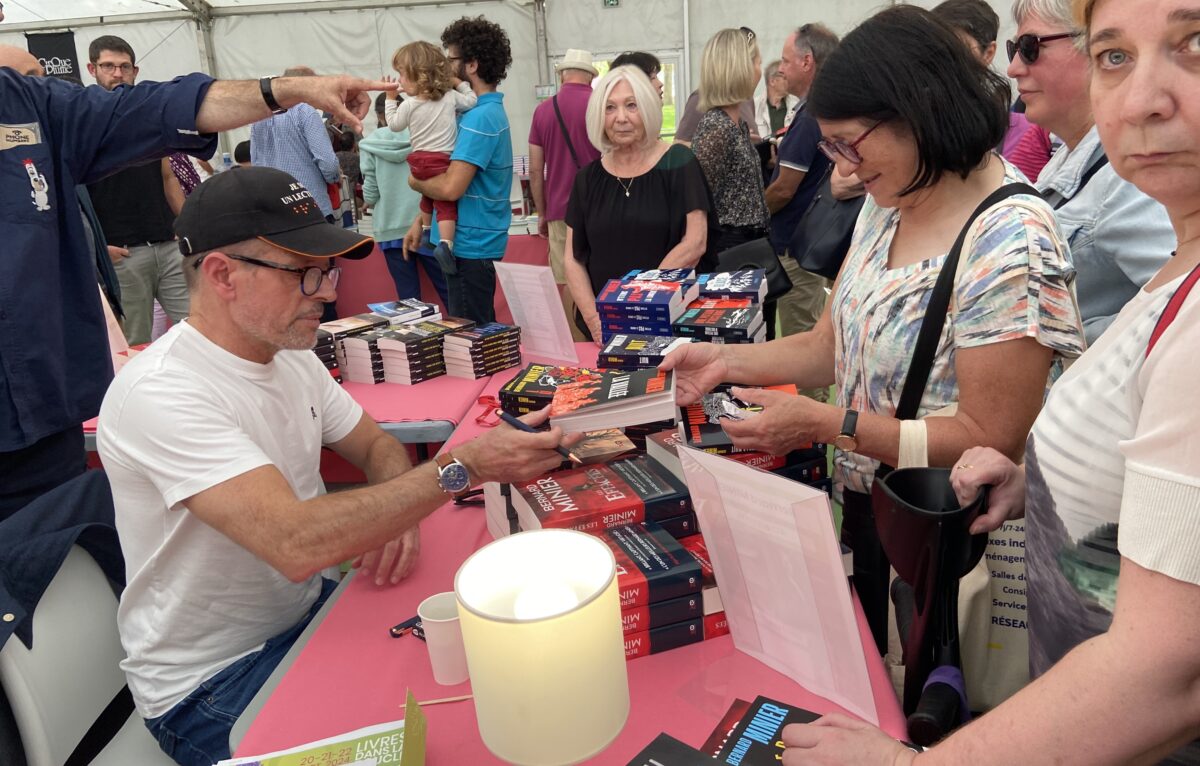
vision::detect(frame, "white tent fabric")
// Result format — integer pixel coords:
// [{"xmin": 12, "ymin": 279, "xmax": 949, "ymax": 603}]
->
[{"xmin": 0, "ymin": 0, "xmax": 1019, "ymax": 158}]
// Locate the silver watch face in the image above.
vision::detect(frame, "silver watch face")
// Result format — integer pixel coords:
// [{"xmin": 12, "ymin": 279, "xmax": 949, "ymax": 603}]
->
[{"xmin": 439, "ymin": 461, "xmax": 470, "ymax": 493}]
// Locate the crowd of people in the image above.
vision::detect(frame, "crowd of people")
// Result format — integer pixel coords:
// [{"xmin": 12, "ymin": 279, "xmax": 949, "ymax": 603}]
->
[{"xmin": 2, "ymin": 0, "xmax": 1200, "ymax": 763}]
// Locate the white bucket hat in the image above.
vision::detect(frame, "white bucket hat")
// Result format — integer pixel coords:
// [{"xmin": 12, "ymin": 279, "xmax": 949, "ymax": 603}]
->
[{"xmin": 555, "ymin": 49, "xmax": 598, "ymax": 77}]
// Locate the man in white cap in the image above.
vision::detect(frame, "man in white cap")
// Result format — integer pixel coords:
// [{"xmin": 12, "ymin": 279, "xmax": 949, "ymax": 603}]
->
[{"xmin": 527, "ymin": 49, "xmax": 601, "ymax": 339}]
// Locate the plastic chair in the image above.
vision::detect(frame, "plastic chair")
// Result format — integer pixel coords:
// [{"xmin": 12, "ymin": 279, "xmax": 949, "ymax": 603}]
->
[
  {"xmin": 0, "ymin": 546, "xmax": 172, "ymax": 766},
  {"xmin": 871, "ymin": 467, "xmax": 989, "ymax": 746}
]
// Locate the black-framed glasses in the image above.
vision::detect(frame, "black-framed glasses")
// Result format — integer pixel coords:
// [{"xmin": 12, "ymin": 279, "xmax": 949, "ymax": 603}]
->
[
  {"xmin": 96, "ymin": 62, "xmax": 135, "ymax": 74},
  {"xmin": 1006, "ymin": 32, "xmax": 1080, "ymax": 65},
  {"xmin": 194, "ymin": 252, "xmax": 340, "ymax": 296},
  {"xmin": 818, "ymin": 121, "xmax": 882, "ymax": 165}
]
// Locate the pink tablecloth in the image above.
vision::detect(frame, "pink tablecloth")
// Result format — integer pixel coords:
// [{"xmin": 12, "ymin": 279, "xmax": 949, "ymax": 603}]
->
[
  {"xmin": 236, "ymin": 345, "xmax": 906, "ymax": 763},
  {"xmin": 341, "ymin": 377, "xmax": 489, "ymax": 426}
]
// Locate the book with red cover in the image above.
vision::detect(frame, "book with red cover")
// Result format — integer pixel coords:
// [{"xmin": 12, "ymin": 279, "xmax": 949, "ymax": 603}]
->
[
  {"xmin": 623, "ymin": 616, "xmax": 703, "ymax": 660},
  {"xmin": 704, "ymin": 611, "xmax": 730, "ymax": 639},
  {"xmin": 620, "ymin": 592, "xmax": 704, "ymax": 635},
  {"xmin": 498, "ymin": 364, "xmax": 603, "ymax": 415},
  {"xmin": 606, "ymin": 521, "xmax": 703, "ymax": 609},
  {"xmin": 511, "ymin": 456, "xmax": 692, "ymax": 534}
]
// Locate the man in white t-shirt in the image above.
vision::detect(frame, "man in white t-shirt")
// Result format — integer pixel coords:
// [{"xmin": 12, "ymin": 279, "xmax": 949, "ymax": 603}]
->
[{"xmin": 98, "ymin": 166, "xmax": 572, "ymax": 766}]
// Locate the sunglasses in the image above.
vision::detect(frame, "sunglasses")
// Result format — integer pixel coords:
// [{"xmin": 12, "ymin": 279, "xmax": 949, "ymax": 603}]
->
[
  {"xmin": 1006, "ymin": 31, "xmax": 1080, "ymax": 65},
  {"xmin": 818, "ymin": 121, "xmax": 882, "ymax": 165}
]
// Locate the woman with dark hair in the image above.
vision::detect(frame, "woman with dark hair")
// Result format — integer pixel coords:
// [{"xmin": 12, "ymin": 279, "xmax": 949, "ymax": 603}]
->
[
  {"xmin": 611, "ymin": 51, "xmax": 663, "ymax": 97},
  {"xmin": 662, "ymin": 4, "xmax": 1084, "ymax": 652}
]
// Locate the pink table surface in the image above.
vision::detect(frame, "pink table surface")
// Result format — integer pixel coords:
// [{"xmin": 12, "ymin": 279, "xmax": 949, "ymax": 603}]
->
[
  {"xmin": 236, "ymin": 344, "xmax": 906, "ymax": 762},
  {"xmin": 341, "ymin": 376, "xmax": 490, "ymax": 426}
]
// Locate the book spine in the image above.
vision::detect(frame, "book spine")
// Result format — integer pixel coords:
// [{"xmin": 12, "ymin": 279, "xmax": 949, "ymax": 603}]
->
[
  {"xmin": 619, "ymin": 592, "xmax": 704, "ymax": 635},
  {"xmin": 655, "ymin": 512, "xmax": 699, "ymax": 539},
  {"xmin": 704, "ymin": 611, "xmax": 730, "ymax": 639},
  {"xmin": 623, "ymin": 617, "xmax": 704, "ymax": 660}
]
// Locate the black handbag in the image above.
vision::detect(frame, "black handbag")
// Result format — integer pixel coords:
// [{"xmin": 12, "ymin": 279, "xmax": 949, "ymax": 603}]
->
[
  {"xmin": 791, "ymin": 168, "xmax": 867, "ymax": 280},
  {"xmin": 715, "ymin": 237, "xmax": 793, "ymax": 303}
]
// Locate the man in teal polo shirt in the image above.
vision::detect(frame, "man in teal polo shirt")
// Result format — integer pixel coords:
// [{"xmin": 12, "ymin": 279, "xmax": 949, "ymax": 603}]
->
[{"xmin": 406, "ymin": 16, "xmax": 514, "ymax": 323}]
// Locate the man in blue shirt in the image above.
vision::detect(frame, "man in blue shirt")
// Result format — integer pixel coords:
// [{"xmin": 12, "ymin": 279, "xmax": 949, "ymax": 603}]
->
[
  {"xmin": 0, "ymin": 63, "xmax": 390, "ymax": 520},
  {"xmin": 406, "ymin": 16, "xmax": 514, "ymax": 324},
  {"xmin": 764, "ymin": 24, "xmax": 840, "ymax": 350}
]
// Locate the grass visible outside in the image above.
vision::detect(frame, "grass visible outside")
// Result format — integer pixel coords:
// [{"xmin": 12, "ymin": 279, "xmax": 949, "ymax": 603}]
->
[{"xmin": 661, "ymin": 103, "xmax": 677, "ymax": 141}]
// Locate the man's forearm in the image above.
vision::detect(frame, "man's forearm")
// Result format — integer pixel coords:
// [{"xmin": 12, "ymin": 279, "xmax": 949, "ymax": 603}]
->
[
  {"xmin": 194, "ymin": 80, "xmax": 274, "ymax": 134},
  {"xmin": 529, "ymin": 175, "xmax": 546, "ymax": 218},
  {"xmin": 765, "ymin": 181, "xmax": 795, "ymax": 214},
  {"xmin": 362, "ymin": 432, "xmax": 414, "ymax": 484}
]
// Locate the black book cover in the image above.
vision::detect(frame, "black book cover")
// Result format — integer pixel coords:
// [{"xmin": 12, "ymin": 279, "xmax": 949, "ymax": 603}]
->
[
  {"xmin": 715, "ymin": 696, "xmax": 820, "ymax": 765},
  {"xmin": 625, "ymin": 733, "xmax": 712, "ymax": 766},
  {"xmin": 604, "ymin": 521, "xmax": 702, "ymax": 609},
  {"xmin": 624, "ymin": 616, "xmax": 703, "ymax": 660}
]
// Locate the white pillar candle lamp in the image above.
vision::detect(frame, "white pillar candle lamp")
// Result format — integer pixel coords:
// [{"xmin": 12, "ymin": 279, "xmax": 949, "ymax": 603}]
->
[{"xmin": 454, "ymin": 529, "xmax": 630, "ymax": 765}]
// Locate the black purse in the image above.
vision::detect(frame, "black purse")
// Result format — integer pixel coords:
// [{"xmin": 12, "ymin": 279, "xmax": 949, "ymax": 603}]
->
[
  {"xmin": 791, "ymin": 168, "xmax": 867, "ymax": 280},
  {"xmin": 715, "ymin": 237, "xmax": 793, "ymax": 303}
]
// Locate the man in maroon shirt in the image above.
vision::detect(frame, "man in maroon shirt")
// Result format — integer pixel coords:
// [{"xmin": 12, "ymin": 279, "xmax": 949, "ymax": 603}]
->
[{"xmin": 528, "ymin": 49, "xmax": 601, "ymax": 339}]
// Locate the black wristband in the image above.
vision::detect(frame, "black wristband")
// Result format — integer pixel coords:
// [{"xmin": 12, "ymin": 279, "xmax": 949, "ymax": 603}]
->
[{"xmin": 259, "ymin": 76, "xmax": 286, "ymax": 115}]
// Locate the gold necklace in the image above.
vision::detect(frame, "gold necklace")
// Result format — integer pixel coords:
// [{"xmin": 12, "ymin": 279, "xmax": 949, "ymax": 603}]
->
[{"xmin": 615, "ymin": 175, "xmax": 634, "ymax": 198}]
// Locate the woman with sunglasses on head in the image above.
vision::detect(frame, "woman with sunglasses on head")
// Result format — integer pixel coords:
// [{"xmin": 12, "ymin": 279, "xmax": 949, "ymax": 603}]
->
[
  {"xmin": 779, "ymin": 0, "xmax": 1200, "ymax": 762},
  {"xmin": 1009, "ymin": 0, "xmax": 1174, "ymax": 344},
  {"xmin": 661, "ymin": 5, "xmax": 1084, "ymax": 654}
]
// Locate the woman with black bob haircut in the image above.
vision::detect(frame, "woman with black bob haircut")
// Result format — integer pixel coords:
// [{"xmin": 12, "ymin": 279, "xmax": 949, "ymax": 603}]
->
[{"xmin": 661, "ymin": 3, "xmax": 1083, "ymax": 654}]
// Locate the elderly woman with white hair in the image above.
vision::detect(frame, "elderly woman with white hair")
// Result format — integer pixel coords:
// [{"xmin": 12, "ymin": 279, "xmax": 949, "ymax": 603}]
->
[
  {"xmin": 564, "ymin": 65, "xmax": 716, "ymax": 343},
  {"xmin": 1008, "ymin": 0, "xmax": 1174, "ymax": 343}
]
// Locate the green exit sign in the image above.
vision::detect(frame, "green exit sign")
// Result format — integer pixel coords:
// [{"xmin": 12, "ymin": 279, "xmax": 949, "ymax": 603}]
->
[{"xmin": 603, "ymin": 0, "xmax": 619, "ymax": 7}]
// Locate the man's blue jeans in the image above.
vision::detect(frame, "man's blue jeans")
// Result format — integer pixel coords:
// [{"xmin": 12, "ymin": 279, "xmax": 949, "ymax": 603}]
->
[
  {"xmin": 143, "ymin": 578, "xmax": 338, "ymax": 766},
  {"xmin": 381, "ymin": 245, "xmax": 449, "ymax": 307}
]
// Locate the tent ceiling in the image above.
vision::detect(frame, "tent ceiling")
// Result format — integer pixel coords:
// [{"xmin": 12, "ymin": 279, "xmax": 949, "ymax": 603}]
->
[{"xmin": 4, "ymin": 0, "xmax": 427, "ymax": 25}]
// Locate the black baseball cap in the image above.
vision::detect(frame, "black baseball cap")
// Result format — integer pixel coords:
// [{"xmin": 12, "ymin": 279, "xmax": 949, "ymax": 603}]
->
[{"xmin": 176, "ymin": 166, "xmax": 374, "ymax": 260}]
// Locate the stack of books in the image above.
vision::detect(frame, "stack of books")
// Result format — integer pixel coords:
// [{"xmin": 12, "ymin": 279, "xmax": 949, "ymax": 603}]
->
[
  {"xmin": 598, "ymin": 334, "xmax": 694, "ymax": 371},
  {"xmin": 595, "ymin": 269, "xmax": 700, "ymax": 343},
  {"xmin": 696, "ymin": 269, "xmax": 767, "ymax": 304},
  {"xmin": 341, "ymin": 317, "xmax": 475, "ymax": 385},
  {"xmin": 497, "ymin": 364, "xmax": 603, "ymax": 417},
  {"xmin": 366, "ymin": 298, "xmax": 440, "ymax": 325},
  {"xmin": 510, "ymin": 455, "xmax": 697, "ymax": 539},
  {"xmin": 317, "ymin": 313, "xmax": 390, "ymax": 371},
  {"xmin": 672, "ymin": 297, "xmax": 766, "ymax": 344},
  {"xmin": 312, "ymin": 329, "xmax": 339, "ymax": 381},
  {"xmin": 605, "ymin": 522, "xmax": 708, "ymax": 661},
  {"xmin": 442, "ymin": 322, "xmax": 522, "ymax": 379}
]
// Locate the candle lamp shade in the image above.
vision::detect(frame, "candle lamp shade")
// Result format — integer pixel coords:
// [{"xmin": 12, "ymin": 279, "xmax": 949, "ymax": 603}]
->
[{"xmin": 454, "ymin": 529, "xmax": 630, "ymax": 765}]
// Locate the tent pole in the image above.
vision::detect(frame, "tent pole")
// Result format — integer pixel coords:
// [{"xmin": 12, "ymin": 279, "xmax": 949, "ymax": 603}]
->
[
  {"xmin": 681, "ymin": 0, "xmax": 691, "ymax": 98},
  {"xmin": 534, "ymin": 0, "xmax": 550, "ymax": 86}
]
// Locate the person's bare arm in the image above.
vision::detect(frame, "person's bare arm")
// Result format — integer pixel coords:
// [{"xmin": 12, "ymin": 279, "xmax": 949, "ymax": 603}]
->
[
  {"xmin": 162, "ymin": 159, "xmax": 185, "ymax": 217},
  {"xmin": 410, "ymin": 160, "xmax": 477, "ymax": 202},
  {"xmin": 658, "ymin": 209, "xmax": 709, "ymax": 270},
  {"xmin": 181, "ymin": 412, "xmax": 569, "ymax": 583},
  {"xmin": 765, "ymin": 166, "xmax": 806, "ymax": 213},
  {"xmin": 563, "ymin": 227, "xmax": 602, "ymax": 343},
  {"xmin": 194, "ymin": 75, "xmax": 396, "ymax": 135},
  {"xmin": 529, "ymin": 143, "xmax": 548, "ymax": 237}
]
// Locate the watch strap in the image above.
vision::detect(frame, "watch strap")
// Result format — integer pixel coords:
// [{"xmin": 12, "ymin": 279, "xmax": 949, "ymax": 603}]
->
[
  {"xmin": 839, "ymin": 408, "xmax": 859, "ymax": 439},
  {"xmin": 435, "ymin": 452, "xmax": 455, "ymax": 471},
  {"xmin": 259, "ymin": 76, "xmax": 287, "ymax": 115}
]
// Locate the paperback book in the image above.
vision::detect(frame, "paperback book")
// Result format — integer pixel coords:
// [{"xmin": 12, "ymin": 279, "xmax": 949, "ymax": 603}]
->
[
  {"xmin": 603, "ymin": 520, "xmax": 703, "ymax": 609},
  {"xmin": 511, "ymin": 455, "xmax": 693, "ymax": 534},
  {"xmin": 672, "ymin": 300, "xmax": 764, "ymax": 342},
  {"xmin": 620, "ymin": 591, "xmax": 704, "ymax": 636},
  {"xmin": 697, "ymin": 269, "xmax": 767, "ymax": 304},
  {"xmin": 498, "ymin": 364, "xmax": 603, "ymax": 415},
  {"xmin": 598, "ymin": 334, "xmax": 694, "ymax": 370},
  {"xmin": 367, "ymin": 298, "xmax": 440, "ymax": 325},
  {"xmin": 625, "ymin": 733, "xmax": 713, "ymax": 766},
  {"xmin": 624, "ymin": 616, "xmax": 703, "ymax": 660},
  {"xmin": 714, "ymin": 695, "xmax": 820, "ymax": 766},
  {"xmin": 549, "ymin": 368, "xmax": 676, "ymax": 433}
]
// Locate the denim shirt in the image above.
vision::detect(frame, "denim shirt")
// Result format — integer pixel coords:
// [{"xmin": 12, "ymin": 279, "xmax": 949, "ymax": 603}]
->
[{"xmin": 1036, "ymin": 126, "xmax": 1175, "ymax": 344}]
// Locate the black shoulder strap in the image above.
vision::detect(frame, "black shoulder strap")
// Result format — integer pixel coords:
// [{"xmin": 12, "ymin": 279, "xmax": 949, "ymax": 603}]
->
[
  {"xmin": 63, "ymin": 685, "xmax": 135, "ymax": 766},
  {"xmin": 551, "ymin": 95, "xmax": 582, "ymax": 171},
  {"xmin": 893, "ymin": 182, "xmax": 1042, "ymax": 422},
  {"xmin": 1053, "ymin": 153, "xmax": 1109, "ymax": 210}
]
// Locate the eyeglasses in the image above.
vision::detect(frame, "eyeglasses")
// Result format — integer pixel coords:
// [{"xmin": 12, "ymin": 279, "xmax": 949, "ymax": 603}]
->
[
  {"xmin": 1006, "ymin": 32, "xmax": 1080, "ymax": 65},
  {"xmin": 818, "ymin": 121, "xmax": 882, "ymax": 165},
  {"xmin": 194, "ymin": 252, "xmax": 341, "ymax": 296},
  {"xmin": 95, "ymin": 62, "xmax": 135, "ymax": 74}
]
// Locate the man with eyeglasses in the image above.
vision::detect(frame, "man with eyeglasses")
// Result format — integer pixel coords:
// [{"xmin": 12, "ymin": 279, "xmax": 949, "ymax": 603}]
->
[
  {"xmin": 85, "ymin": 36, "xmax": 190, "ymax": 347},
  {"xmin": 97, "ymin": 166, "xmax": 573, "ymax": 765}
]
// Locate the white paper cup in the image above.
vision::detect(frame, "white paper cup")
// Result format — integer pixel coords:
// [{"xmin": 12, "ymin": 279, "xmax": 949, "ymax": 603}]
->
[{"xmin": 417, "ymin": 591, "xmax": 470, "ymax": 685}]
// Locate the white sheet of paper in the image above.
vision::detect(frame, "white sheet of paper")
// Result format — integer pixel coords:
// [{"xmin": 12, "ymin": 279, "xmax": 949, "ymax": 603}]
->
[
  {"xmin": 678, "ymin": 447, "xmax": 878, "ymax": 724},
  {"xmin": 494, "ymin": 262, "xmax": 578, "ymax": 365}
]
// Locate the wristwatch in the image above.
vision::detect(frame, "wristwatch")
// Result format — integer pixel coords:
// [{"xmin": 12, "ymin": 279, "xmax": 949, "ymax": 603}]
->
[
  {"xmin": 832, "ymin": 409, "xmax": 859, "ymax": 452},
  {"xmin": 435, "ymin": 452, "xmax": 472, "ymax": 498},
  {"xmin": 259, "ymin": 76, "xmax": 287, "ymax": 115}
]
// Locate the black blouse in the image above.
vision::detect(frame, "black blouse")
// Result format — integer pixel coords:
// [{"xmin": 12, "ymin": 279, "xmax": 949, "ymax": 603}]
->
[
  {"xmin": 565, "ymin": 144, "xmax": 718, "ymax": 295},
  {"xmin": 691, "ymin": 109, "xmax": 769, "ymax": 230}
]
